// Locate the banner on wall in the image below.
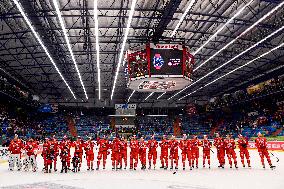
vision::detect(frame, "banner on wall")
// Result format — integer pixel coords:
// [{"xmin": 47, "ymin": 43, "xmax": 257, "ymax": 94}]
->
[{"xmin": 248, "ymin": 141, "xmax": 284, "ymax": 151}]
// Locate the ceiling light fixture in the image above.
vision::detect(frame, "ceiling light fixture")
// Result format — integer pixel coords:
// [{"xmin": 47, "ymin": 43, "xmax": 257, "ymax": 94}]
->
[
  {"xmin": 178, "ymin": 42, "xmax": 284, "ymax": 100},
  {"xmin": 170, "ymin": 0, "xmax": 196, "ymax": 37},
  {"xmin": 110, "ymin": 0, "xmax": 137, "ymax": 100},
  {"xmin": 12, "ymin": 0, "xmax": 76, "ymax": 99},
  {"xmin": 145, "ymin": 92, "xmax": 154, "ymax": 101},
  {"xmin": 192, "ymin": 0, "xmax": 253, "ymax": 56},
  {"xmin": 193, "ymin": 1, "xmax": 284, "ymax": 71},
  {"xmin": 127, "ymin": 90, "xmax": 136, "ymax": 103},
  {"xmin": 168, "ymin": 25, "xmax": 284, "ymax": 100},
  {"xmin": 157, "ymin": 92, "xmax": 166, "ymax": 99},
  {"xmin": 52, "ymin": 0, "xmax": 88, "ymax": 99},
  {"xmin": 93, "ymin": 0, "xmax": 101, "ymax": 100}
]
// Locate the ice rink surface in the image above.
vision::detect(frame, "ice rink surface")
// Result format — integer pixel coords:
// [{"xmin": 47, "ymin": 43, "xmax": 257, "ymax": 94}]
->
[{"xmin": 0, "ymin": 148, "xmax": 283, "ymax": 189}]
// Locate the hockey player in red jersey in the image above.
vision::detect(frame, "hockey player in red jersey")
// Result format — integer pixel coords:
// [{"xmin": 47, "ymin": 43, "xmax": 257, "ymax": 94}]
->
[
  {"xmin": 224, "ymin": 135, "xmax": 238, "ymax": 169},
  {"xmin": 186, "ymin": 136, "xmax": 193, "ymax": 170},
  {"xmin": 202, "ymin": 135, "xmax": 211, "ymax": 168},
  {"xmin": 169, "ymin": 136, "xmax": 179, "ymax": 170},
  {"xmin": 139, "ymin": 137, "xmax": 147, "ymax": 170},
  {"xmin": 214, "ymin": 133, "xmax": 225, "ymax": 168},
  {"xmin": 60, "ymin": 135, "xmax": 72, "ymax": 169},
  {"xmin": 60, "ymin": 145, "xmax": 69, "ymax": 173},
  {"xmin": 255, "ymin": 132, "xmax": 275, "ymax": 169},
  {"xmin": 8, "ymin": 134, "xmax": 24, "ymax": 171},
  {"xmin": 191, "ymin": 135, "xmax": 200, "ymax": 168},
  {"xmin": 159, "ymin": 135, "xmax": 169, "ymax": 169},
  {"xmin": 23, "ymin": 138, "xmax": 38, "ymax": 172},
  {"xmin": 110, "ymin": 137, "xmax": 121, "ymax": 170},
  {"xmin": 147, "ymin": 135, "xmax": 158, "ymax": 169},
  {"xmin": 130, "ymin": 135, "xmax": 139, "ymax": 170},
  {"xmin": 179, "ymin": 134, "xmax": 188, "ymax": 170},
  {"xmin": 42, "ymin": 137, "xmax": 56, "ymax": 173},
  {"xmin": 237, "ymin": 134, "xmax": 251, "ymax": 168},
  {"xmin": 50, "ymin": 135, "xmax": 59, "ymax": 171},
  {"xmin": 84, "ymin": 137, "xmax": 95, "ymax": 170},
  {"xmin": 96, "ymin": 135, "xmax": 109, "ymax": 170},
  {"xmin": 119, "ymin": 136, "xmax": 128, "ymax": 169},
  {"xmin": 73, "ymin": 136, "xmax": 84, "ymax": 171}
]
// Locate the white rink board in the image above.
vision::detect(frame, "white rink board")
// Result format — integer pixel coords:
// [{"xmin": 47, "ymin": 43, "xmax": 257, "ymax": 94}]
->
[{"xmin": 0, "ymin": 148, "xmax": 283, "ymax": 189}]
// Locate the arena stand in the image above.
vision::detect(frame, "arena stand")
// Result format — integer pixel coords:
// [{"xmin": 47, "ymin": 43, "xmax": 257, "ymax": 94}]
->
[{"xmin": 1, "ymin": 76, "xmax": 284, "ymax": 146}]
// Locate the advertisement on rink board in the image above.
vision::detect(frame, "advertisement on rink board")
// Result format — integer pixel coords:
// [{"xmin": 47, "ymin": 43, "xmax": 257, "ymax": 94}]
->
[{"xmin": 247, "ymin": 141, "xmax": 284, "ymax": 151}]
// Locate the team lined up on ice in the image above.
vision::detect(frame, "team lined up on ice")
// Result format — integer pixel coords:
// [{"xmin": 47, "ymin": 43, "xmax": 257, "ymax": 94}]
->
[{"xmin": 7, "ymin": 132, "xmax": 275, "ymax": 173}]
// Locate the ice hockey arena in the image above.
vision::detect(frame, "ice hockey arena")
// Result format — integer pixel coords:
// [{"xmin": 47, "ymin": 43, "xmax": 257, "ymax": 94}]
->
[{"xmin": 0, "ymin": 0, "xmax": 284, "ymax": 188}]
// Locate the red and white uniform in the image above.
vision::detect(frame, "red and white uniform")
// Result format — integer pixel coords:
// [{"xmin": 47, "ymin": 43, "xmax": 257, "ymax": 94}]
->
[
  {"xmin": 224, "ymin": 138, "xmax": 237, "ymax": 167},
  {"xmin": 23, "ymin": 140, "xmax": 38, "ymax": 171},
  {"xmin": 84, "ymin": 140, "xmax": 95, "ymax": 169},
  {"xmin": 186, "ymin": 140, "xmax": 192, "ymax": 167},
  {"xmin": 237, "ymin": 138, "xmax": 250, "ymax": 167},
  {"xmin": 8, "ymin": 139, "xmax": 24, "ymax": 155},
  {"xmin": 255, "ymin": 137, "xmax": 272, "ymax": 167},
  {"xmin": 214, "ymin": 137, "xmax": 225, "ymax": 166},
  {"xmin": 42, "ymin": 140, "xmax": 50, "ymax": 168},
  {"xmin": 130, "ymin": 139, "xmax": 139, "ymax": 169},
  {"xmin": 147, "ymin": 139, "xmax": 158, "ymax": 167},
  {"xmin": 110, "ymin": 138, "xmax": 121, "ymax": 169},
  {"xmin": 139, "ymin": 140, "xmax": 147, "ymax": 167},
  {"xmin": 73, "ymin": 140, "xmax": 84, "ymax": 167},
  {"xmin": 8, "ymin": 139, "xmax": 24, "ymax": 170},
  {"xmin": 50, "ymin": 138, "xmax": 59, "ymax": 171},
  {"xmin": 120, "ymin": 139, "xmax": 128, "ymax": 168},
  {"xmin": 60, "ymin": 139, "xmax": 72, "ymax": 168},
  {"xmin": 169, "ymin": 139, "xmax": 179, "ymax": 168},
  {"xmin": 96, "ymin": 139, "xmax": 109, "ymax": 169},
  {"xmin": 190, "ymin": 138, "xmax": 200, "ymax": 167},
  {"xmin": 202, "ymin": 139, "xmax": 211, "ymax": 167},
  {"xmin": 159, "ymin": 139, "xmax": 169, "ymax": 168},
  {"xmin": 179, "ymin": 139, "xmax": 188, "ymax": 168}
]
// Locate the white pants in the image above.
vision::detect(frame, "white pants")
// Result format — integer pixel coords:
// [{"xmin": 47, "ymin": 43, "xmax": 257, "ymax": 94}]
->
[
  {"xmin": 8, "ymin": 154, "xmax": 22, "ymax": 170},
  {"xmin": 23, "ymin": 155, "xmax": 37, "ymax": 171}
]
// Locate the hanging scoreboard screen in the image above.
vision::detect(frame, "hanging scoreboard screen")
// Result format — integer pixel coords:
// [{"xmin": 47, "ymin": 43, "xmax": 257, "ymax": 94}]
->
[{"xmin": 150, "ymin": 44, "xmax": 183, "ymax": 76}]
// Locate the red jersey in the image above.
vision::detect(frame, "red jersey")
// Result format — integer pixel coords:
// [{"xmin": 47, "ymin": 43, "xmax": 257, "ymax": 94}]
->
[
  {"xmin": 50, "ymin": 139, "xmax": 59, "ymax": 155},
  {"xmin": 25, "ymin": 141, "xmax": 38, "ymax": 156},
  {"xmin": 73, "ymin": 140, "xmax": 84, "ymax": 153},
  {"xmin": 202, "ymin": 139, "xmax": 211, "ymax": 151},
  {"xmin": 8, "ymin": 139, "xmax": 24, "ymax": 154},
  {"xmin": 139, "ymin": 141, "xmax": 147, "ymax": 154},
  {"xmin": 130, "ymin": 140, "xmax": 139, "ymax": 151},
  {"xmin": 214, "ymin": 137, "xmax": 224, "ymax": 149},
  {"xmin": 224, "ymin": 139, "xmax": 236, "ymax": 150},
  {"xmin": 255, "ymin": 137, "xmax": 267, "ymax": 150},
  {"xmin": 160, "ymin": 139, "xmax": 169, "ymax": 152},
  {"xmin": 120, "ymin": 140, "xmax": 128, "ymax": 152},
  {"xmin": 147, "ymin": 139, "xmax": 158, "ymax": 151},
  {"xmin": 97, "ymin": 139, "xmax": 109, "ymax": 152},
  {"xmin": 110, "ymin": 139, "xmax": 121, "ymax": 152},
  {"xmin": 179, "ymin": 140, "xmax": 188, "ymax": 152},
  {"xmin": 84, "ymin": 141, "xmax": 95, "ymax": 155},
  {"xmin": 169, "ymin": 140, "xmax": 179, "ymax": 154},
  {"xmin": 60, "ymin": 139, "xmax": 72, "ymax": 151},
  {"xmin": 191, "ymin": 139, "xmax": 200, "ymax": 150},
  {"xmin": 237, "ymin": 138, "xmax": 248, "ymax": 151}
]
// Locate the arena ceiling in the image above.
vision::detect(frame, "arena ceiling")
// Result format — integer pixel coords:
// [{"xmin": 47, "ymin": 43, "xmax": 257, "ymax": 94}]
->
[{"xmin": 0, "ymin": 0, "xmax": 283, "ymax": 107}]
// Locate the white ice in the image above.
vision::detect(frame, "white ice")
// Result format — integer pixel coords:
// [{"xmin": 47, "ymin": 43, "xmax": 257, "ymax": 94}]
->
[{"xmin": 0, "ymin": 148, "xmax": 283, "ymax": 189}]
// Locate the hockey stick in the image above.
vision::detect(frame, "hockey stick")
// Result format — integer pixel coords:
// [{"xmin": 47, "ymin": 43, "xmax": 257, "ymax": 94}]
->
[
  {"xmin": 270, "ymin": 152, "xmax": 279, "ymax": 162},
  {"xmin": 210, "ymin": 149, "xmax": 215, "ymax": 154}
]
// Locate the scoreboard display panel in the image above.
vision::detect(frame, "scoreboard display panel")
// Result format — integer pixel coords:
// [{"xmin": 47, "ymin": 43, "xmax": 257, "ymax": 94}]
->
[{"xmin": 150, "ymin": 44, "xmax": 183, "ymax": 76}]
